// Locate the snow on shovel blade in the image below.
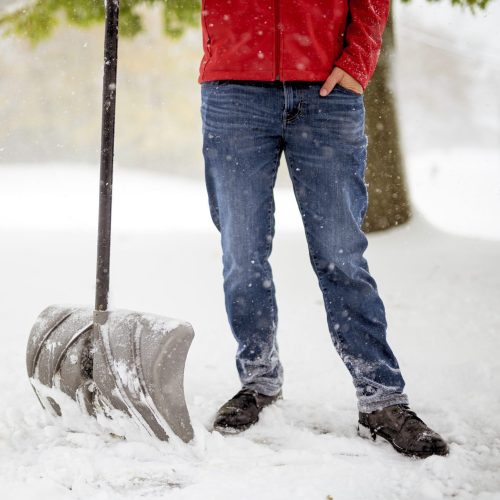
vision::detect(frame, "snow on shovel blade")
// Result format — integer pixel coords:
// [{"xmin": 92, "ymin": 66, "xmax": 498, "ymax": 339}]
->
[
  {"xmin": 27, "ymin": 306, "xmax": 195, "ymax": 443},
  {"xmin": 92, "ymin": 310, "xmax": 194, "ymax": 443},
  {"xmin": 26, "ymin": 306, "xmax": 94, "ymax": 418}
]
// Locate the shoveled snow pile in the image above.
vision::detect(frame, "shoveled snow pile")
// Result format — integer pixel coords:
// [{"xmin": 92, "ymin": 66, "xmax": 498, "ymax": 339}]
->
[{"xmin": 0, "ymin": 151, "xmax": 499, "ymax": 499}]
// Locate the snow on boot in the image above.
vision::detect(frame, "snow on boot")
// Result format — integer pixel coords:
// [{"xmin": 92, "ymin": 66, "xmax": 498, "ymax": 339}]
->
[
  {"xmin": 213, "ymin": 388, "xmax": 282, "ymax": 434},
  {"xmin": 357, "ymin": 404, "xmax": 449, "ymax": 458}
]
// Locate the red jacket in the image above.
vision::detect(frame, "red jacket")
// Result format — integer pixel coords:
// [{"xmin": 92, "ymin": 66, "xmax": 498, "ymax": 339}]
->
[{"xmin": 198, "ymin": 0, "xmax": 390, "ymax": 90}]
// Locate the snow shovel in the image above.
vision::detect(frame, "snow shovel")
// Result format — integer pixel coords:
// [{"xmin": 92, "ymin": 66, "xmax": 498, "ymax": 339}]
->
[{"xmin": 26, "ymin": 0, "xmax": 194, "ymax": 443}]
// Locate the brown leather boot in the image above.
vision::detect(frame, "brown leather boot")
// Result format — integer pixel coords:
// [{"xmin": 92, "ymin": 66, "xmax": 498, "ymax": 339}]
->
[
  {"xmin": 358, "ymin": 404, "xmax": 449, "ymax": 458},
  {"xmin": 213, "ymin": 388, "xmax": 282, "ymax": 434}
]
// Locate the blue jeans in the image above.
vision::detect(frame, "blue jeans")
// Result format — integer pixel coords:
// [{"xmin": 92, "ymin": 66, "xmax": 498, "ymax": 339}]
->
[{"xmin": 200, "ymin": 80, "xmax": 409, "ymax": 413}]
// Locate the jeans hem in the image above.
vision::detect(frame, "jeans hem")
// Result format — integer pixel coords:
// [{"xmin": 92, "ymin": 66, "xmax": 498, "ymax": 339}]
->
[
  {"xmin": 357, "ymin": 393, "xmax": 410, "ymax": 413},
  {"xmin": 242, "ymin": 383, "xmax": 282, "ymax": 398}
]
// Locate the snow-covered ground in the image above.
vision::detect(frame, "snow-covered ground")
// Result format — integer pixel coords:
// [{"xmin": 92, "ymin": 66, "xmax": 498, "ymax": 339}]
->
[
  {"xmin": 1, "ymin": 149, "xmax": 499, "ymax": 499},
  {"xmin": 406, "ymin": 149, "xmax": 500, "ymax": 241}
]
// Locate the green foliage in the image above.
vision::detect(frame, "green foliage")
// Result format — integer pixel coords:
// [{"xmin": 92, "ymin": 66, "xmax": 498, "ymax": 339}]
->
[
  {"xmin": 400, "ymin": 0, "xmax": 490, "ymax": 10},
  {"xmin": 0, "ymin": 0, "xmax": 200, "ymax": 44},
  {"xmin": 0, "ymin": 0, "xmax": 493, "ymax": 44},
  {"xmin": 162, "ymin": 0, "xmax": 200, "ymax": 39}
]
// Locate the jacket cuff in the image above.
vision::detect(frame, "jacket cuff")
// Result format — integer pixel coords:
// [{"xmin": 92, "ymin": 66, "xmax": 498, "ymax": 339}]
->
[{"xmin": 334, "ymin": 53, "xmax": 371, "ymax": 91}]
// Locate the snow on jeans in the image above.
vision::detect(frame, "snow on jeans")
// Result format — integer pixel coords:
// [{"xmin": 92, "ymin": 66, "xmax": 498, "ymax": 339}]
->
[{"xmin": 200, "ymin": 80, "xmax": 409, "ymax": 413}]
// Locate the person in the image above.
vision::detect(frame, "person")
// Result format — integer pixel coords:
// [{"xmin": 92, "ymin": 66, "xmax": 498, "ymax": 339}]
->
[{"xmin": 198, "ymin": 0, "xmax": 449, "ymax": 458}]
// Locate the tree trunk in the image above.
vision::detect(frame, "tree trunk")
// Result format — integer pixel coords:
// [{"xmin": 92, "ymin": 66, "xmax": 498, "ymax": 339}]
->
[{"xmin": 362, "ymin": 9, "xmax": 411, "ymax": 233}]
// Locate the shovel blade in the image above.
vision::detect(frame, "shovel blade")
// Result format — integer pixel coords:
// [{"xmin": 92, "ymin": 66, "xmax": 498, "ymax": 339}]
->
[
  {"xmin": 93, "ymin": 310, "xmax": 195, "ymax": 443},
  {"xmin": 26, "ymin": 306, "xmax": 94, "ymax": 416},
  {"xmin": 27, "ymin": 305, "xmax": 194, "ymax": 443}
]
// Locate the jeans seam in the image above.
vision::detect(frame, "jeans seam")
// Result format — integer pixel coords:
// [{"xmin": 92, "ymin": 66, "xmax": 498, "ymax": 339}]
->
[
  {"xmin": 285, "ymin": 152, "xmax": 342, "ymax": 347},
  {"xmin": 265, "ymin": 140, "xmax": 283, "ymax": 337}
]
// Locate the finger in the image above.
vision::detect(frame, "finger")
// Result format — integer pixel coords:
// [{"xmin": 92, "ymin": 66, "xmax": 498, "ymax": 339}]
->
[{"xmin": 320, "ymin": 68, "xmax": 343, "ymax": 96}]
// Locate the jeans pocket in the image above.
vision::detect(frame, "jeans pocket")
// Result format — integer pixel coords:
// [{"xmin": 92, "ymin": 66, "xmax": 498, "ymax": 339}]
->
[{"xmin": 335, "ymin": 84, "xmax": 363, "ymax": 97}]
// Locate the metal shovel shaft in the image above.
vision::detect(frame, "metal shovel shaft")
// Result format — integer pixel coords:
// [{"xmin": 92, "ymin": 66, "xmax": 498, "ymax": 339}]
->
[{"xmin": 96, "ymin": 0, "xmax": 120, "ymax": 313}]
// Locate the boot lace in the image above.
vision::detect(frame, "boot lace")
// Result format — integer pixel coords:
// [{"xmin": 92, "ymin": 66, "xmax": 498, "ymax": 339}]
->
[{"xmin": 390, "ymin": 404, "xmax": 426, "ymax": 432}]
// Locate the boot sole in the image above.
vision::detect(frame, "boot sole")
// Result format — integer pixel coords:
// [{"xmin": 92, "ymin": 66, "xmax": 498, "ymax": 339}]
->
[{"xmin": 213, "ymin": 421, "xmax": 256, "ymax": 435}]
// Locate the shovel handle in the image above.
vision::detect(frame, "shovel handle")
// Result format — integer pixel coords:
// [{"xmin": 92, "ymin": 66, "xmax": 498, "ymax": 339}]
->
[{"xmin": 95, "ymin": 0, "xmax": 120, "ymax": 312}]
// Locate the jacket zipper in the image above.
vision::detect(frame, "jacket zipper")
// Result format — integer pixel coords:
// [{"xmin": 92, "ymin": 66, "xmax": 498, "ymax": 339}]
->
[{"xmin": 274, "ymin": 0, "xmax": 280, "ymax": 80}]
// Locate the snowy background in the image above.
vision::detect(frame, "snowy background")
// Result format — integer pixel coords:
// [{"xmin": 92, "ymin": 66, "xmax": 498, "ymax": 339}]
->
[{"xmin": 1, "ymin": 0, "xmax": 500, "ymax": 499}]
